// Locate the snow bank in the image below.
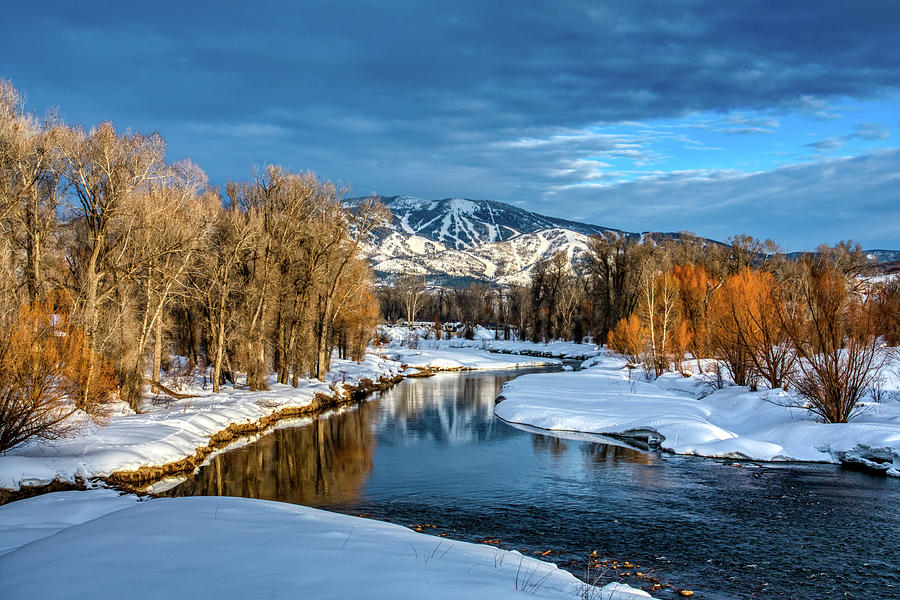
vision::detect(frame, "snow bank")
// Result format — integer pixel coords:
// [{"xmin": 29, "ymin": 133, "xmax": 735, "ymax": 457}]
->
[
  {"xmin": 0, "ymin": 354, "xmax": 402, "ymax": 491},
  {"xmin": 495, "ymin": 354, "xmax": 900, "ymax": 474},
  {"xmin": 377, "ymin": 324, "xmax": 603, "ymax": 360},
  {"xmin": 431, "ymin": 338, "xmax": 603, "ymax": 360},
  {"xmin": 380, "ymin": 347, "xmax": 562, "ymax": 370},
  {"xmin": 0, "ymin": 491, "xmax": 651, "ymax": 600}
]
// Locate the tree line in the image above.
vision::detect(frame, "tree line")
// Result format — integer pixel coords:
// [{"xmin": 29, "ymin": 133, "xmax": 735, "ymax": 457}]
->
[
  {"xmin": 386, "ymin": 232, "xmax": 898, "ymax": 423},
  {"xmin": 0, "ymin": 81, "xmax": 386, "ymax": 451}
]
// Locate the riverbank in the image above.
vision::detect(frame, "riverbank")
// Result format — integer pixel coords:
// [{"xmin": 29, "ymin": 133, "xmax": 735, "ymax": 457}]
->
[
  {"xmin": 495, "ymin": 352, "xmax": 900, "ymax": 475},
  {"xmin": 0, "ymin": 343, "xmax": 576, "ymax": 499},
  {"xmin": 0, "ymin": 490, "xmax": 651, "ymax": 600},
  {"xmin": 0, "ymin": 354, "xmax": 404, "ymax": 499}
]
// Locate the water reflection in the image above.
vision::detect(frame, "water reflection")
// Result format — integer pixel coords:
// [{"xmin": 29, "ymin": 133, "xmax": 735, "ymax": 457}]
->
[
  {"xmin": 580, "ymin": 441, "xmax": 655, "ymax": 466},
  {"xmin": 168, "ymin": 404, "xmax": 375, "ymax": 506},
  {"xmin": 372, "ymin": 372, "xmax": 517, "ymax": 445}
]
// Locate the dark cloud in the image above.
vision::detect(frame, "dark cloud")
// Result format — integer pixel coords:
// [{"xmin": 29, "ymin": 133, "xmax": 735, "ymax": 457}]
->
[{"xmin": 4, "ymin": 2, "xmax": 898, "ymax": 133}]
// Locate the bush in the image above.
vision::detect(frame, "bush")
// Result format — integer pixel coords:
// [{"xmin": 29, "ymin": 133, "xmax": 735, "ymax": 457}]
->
[
  {"xmin": 0, "ymin": 299, "xmax": 115, "ymax": 453},
  {"xmin": 785, "ymin": 265, "xmax": 886, "ymax": 423}
]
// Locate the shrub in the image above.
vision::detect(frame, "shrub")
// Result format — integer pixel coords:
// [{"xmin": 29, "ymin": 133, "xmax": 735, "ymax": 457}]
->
[
  {"xmin": 785, "ymin": 265, "xmax": 887, "ymax": 423},
  {"xmin": 0, "ymin": 298, "xmax": 115, "ymax": 452}
]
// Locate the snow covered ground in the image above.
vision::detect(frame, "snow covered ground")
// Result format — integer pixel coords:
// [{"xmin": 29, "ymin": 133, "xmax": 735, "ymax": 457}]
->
[
  {"xmin": 378, "ymin": 324, "xmax": 603, "ymax": 360},
  {"xmin": 0, "ymin": 490, "xmax": 651, "ymax": 600},
  {"xmin": 380, "ymin": 347, "xmax": 563, "ymax": 370},
  {"xmin": 0, "ymin": 354, "xmax": 402, "ymax": 492},
  {"xmin": 495, "ymin": 352, "xmax": 900, "ymax": 475}
]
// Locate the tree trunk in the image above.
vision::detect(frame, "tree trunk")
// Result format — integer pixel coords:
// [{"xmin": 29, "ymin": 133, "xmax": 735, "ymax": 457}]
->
[
  {"xmin": 152, "ymin": 318, "xmax": 163, "ymax": 390},
  {"xmin": 316, "ymin": 295, "xmax": 333, "ymax": 381}
]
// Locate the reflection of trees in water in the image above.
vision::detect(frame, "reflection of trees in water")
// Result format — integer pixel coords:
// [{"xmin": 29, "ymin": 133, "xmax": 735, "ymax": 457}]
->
[
  {"xmin": 530, "ymin": 432, "xmax": 659, "ymax": 473},
  {"xmin": 372, "ymin": 373, "xmax": 520, "ymax": 445},
  {"xmin": 166, "ymin": 404, "xmax": 375, "ymax": 506},
  {"xmin": 581, "ymin": 442, "xmax": 655, "ymax": 466},
  {"xmin": 532, "ymin": 433, "xmax": 569, "ymax": 457}
]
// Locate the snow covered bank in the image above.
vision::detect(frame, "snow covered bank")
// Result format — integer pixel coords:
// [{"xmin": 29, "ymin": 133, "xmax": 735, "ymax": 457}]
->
[
  {"xmin": 380, "ymin": 347, "xmax": 563, "ymax": 371},
  {"xmin": 0, "ymin": 490, "xmax": 651, "ymax": 600},
  {"xmin": 495, "ymin": 354, "xmax": 900, "ymax": 475},
  {"xmin": 0, "ymin": 354, "xmax": 403, "ymax": 494},
  {"xmin": 378, "ymin": 324, "xmax": 603, "ymax": 360}
]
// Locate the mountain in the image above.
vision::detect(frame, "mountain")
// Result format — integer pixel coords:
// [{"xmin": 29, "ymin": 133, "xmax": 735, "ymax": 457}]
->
[
  {"xmin": 369, "ymin": 195, "xmax": 617, "ymax": 249},
  {"xmin": 350, "ymin": 195, "xmax": 899, "ymax": 285},
  {"xmin": 349, "ymin": 196, "xmax": 614, "ymax": 285}
]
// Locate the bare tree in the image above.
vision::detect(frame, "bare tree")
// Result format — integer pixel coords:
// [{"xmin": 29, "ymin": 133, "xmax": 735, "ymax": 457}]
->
[
  {"xmin": 192, "ymin": 201, "xmax": 260, "ymax": 393},
  {"xmin": 396, "ymin": 272, "xmax": 427, "ymax": 325},
  {"xmin": 639, "ymin": 264, "xmax": 681, "ymax": 378},
  {"xmin": 62, "ymin": 122, "xmax": 166, "ymax": 406}
]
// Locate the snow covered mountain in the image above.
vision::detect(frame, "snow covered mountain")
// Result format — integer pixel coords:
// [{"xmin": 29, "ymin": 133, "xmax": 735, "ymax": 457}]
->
[
  {"xmin": 351, "ymin": 195, "xmax": 900, "ymax": 285},
  {"xmin": 370, "ymin": 195, "xmax": 615, "ymax": 249},
  {"xmin": 350, "ymin": 195, "xmax": 618, "ymax": 285}
]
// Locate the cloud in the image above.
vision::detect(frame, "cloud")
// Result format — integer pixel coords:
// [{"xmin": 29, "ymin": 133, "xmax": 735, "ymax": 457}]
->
[
  {"xmin": 537, "ymin": 149, "xmax": 900, "ymax": 250},
  {"xmin": 854, "ymin": 122, "xmax": 890, "ymax": 140},
  {"xmin": 806, "ymin": 121, "xmax": 890, "ymax": 151},
  {"xmin": 807, "ymin": 138, "xmax": 846, "ymax": 150}
]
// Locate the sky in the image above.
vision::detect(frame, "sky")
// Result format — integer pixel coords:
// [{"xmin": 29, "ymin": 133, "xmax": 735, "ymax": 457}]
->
[{"xmin": 2, "ymin": 1, "xmax": 898, "ymax": 250}]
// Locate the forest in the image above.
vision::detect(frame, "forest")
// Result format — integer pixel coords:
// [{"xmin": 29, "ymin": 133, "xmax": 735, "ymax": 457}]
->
[{"xmin": 0, "ymin": 81, "xmax": 386, "ymax": 451}]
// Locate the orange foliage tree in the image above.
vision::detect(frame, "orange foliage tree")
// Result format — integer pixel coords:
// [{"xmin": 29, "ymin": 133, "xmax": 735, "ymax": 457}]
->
[
  {"xmin": 607, "ymin": 314, "xmax": 645, "ymax": 364},
  {"xmin": 671, "ymin": 264, "xmax": 716, "ymax": 370},
  {"xmin": 712, "ymin": 268, "xmax": 795, "ymax": 389},
  {"xmin": 871, "ymin": 278, "xmax": 900, "ymax": 345},
  {"xmin": 709, "ymin": 271, "xmax": 754, "ymax": 386}
]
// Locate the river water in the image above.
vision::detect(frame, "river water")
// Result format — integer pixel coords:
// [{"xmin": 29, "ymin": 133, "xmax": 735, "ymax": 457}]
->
[{"xmin": 164, "ymin": 367, "xmax": 900, "ymax": 599}]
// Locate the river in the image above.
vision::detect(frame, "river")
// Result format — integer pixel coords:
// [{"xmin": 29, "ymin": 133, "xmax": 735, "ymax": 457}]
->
[{"xmin": 163, "ymin": 367, "xmax": 900, "ymax": 599}]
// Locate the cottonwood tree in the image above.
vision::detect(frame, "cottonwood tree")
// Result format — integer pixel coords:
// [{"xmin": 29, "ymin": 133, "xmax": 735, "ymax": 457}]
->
[
  {"xmin": 639, "ymin": 265, "xmax": 682, "ymax": 378},
  {"xmin": 312, "ymin": 195, "xmax": 389, "ymax": 379},
  {"xmin": 192, "ymin": 200, "xmax": 260, "ymax": 393},
  {"xmin": 396, "ymin": 272, "xmax": 427, "ymax": 325},
  {"xmin": 814, "ymin": 240, "xmax": 874, "ymax": 287},
  {"xmin": 0, "ymin": 81, "xmax": 67, "ymax": 303},
  {"xmin": 126, "ymin": 162, "xmax": 210, "ymax": 397},
  {"xmin": 62, "ymin": 122, "xmax": 167, "ymax": 406},
  {"xmin": 557, "ymin": 271, "xmax": 584, "ymax": 341},
  {"xmin": 586, "ymin": 232, "xmax": 653, "ymax": 344},
  {"xmin": 330, "ymin": 258, "xmax": 380, "ymax": 362}
]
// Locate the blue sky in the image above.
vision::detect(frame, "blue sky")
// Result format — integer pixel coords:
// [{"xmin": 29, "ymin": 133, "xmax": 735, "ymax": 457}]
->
[{"xmin": 2, "ymin": 1, "xmax": 898, "ymax": 250}]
